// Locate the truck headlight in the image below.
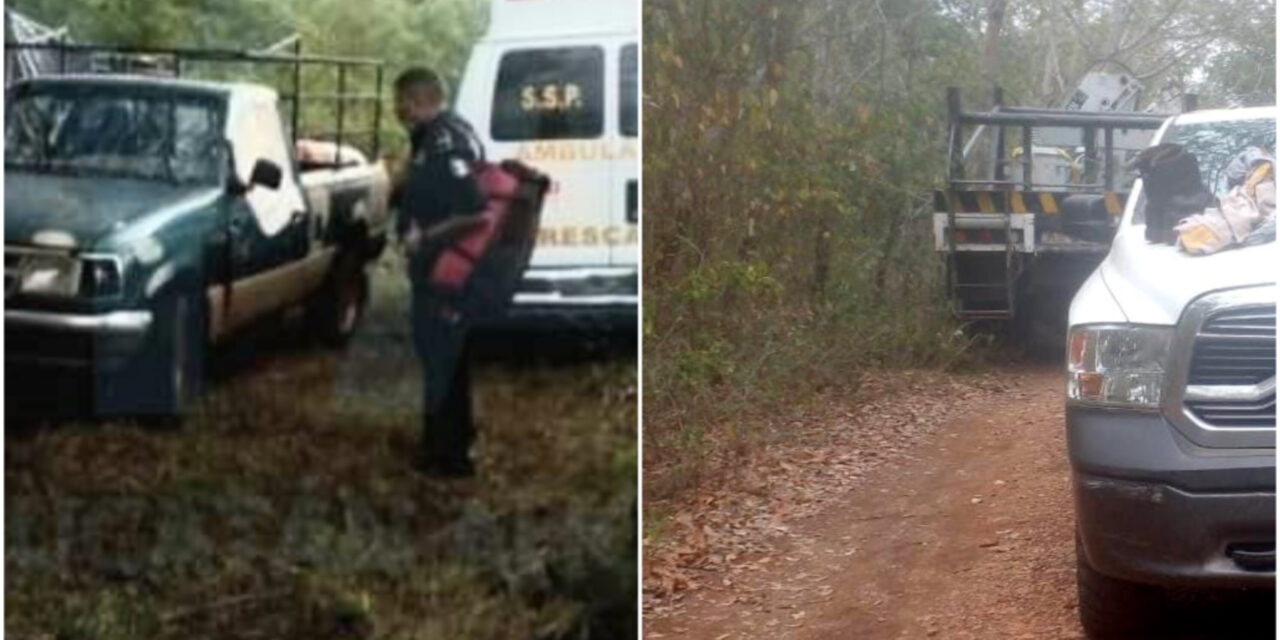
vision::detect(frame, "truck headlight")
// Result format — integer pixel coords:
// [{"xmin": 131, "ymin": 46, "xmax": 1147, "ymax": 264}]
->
[
  {"xmin": 18, "ymin": 253, "xmax": 81, "ymax": 297},
  {"xmin": 1067, "ymin": 325, "xmax": 1173, "ymax": 409},
  {"xmin": 12, "ymin": 253, "xmax": 125, "ymax": 298}
]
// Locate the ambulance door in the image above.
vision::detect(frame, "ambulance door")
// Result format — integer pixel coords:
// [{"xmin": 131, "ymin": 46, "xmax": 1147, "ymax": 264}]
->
[
  {"xmin": 489, "ymin": 42, "xmax": 611, "ymax": 268},
  {"xmin": 611, "ymin": 41, "xmax": 639, "ymax": 267}
]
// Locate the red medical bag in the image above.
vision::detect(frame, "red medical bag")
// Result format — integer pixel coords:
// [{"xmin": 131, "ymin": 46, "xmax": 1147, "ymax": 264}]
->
[{"xmin": 427, "ymin": 160, "xmax": 549, "ymax": 318}]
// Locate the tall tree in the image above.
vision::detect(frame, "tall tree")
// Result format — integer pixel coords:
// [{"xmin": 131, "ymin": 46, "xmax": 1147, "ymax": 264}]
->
[{"xmin": 980, "ymin": 0, "xmax": 1007, "ymax": 89}]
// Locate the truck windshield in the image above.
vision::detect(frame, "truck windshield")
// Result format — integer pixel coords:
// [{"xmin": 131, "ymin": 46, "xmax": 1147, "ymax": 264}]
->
[
  {"xmin": 1132, "ymin": 116, "xmax": 1276, "ymax": 227},
  {"xmin": 1164, "ymin": 117, "xmax": 1277, "ymax": 197},
  {"xmin": 5, "ymin": 84, "xmax": 226, "ymax": 186}
]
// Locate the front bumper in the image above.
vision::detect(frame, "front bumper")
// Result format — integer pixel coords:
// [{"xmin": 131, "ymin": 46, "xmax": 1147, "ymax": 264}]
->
[
  {"xmin": 479, "ymin": 267, "xmax": 637, "ymax": 333},
  {"xmin": 481, "ymin": 302, "xmax": 636, "ymax": 333},
  {"xmin": 6, "ymin": 308, "xmax": 153, "ymax": 371},
  {"xmin": 1068, "ymin": 406, "xmax": 1275, "ymax": 589}
]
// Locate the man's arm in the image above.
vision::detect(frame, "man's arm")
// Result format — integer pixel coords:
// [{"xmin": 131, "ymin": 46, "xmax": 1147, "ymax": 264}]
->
[
  {"xmin": 436, "ymin": 115, "xmax": 486, "ymax": 216},
  {"xmin": 399, "ymin": 117, "xmax": 488, "ymax": 253},
  {"xmin": 440, "ymin": 156, "xmax": 485, "ymax": 216},
  {"xmin": 419, "ymin": 124, "xmax": 487, "ymax": 244},
  {"xmin": 387, "ymin": 154, "xmax": 414, "ymax": 241}
]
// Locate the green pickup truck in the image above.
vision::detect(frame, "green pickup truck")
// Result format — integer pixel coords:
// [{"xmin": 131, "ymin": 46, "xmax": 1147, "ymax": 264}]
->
[{"xmin": 5, "ymin": 70, "xmax": 390, "ymax": 417}]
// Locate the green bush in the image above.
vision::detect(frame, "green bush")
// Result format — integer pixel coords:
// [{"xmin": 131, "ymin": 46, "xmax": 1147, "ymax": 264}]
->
[{"xmin": 642, "ymin": 0, "xmax": 971, "ymax": 480}]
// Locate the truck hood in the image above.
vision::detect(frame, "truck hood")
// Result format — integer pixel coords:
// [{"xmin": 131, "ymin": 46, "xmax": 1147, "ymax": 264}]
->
[
  {"xmin": 4, "ymin": 171, "xmax": 218, "ymax": 249},
  {"xmin": 1100, "ymin": 229, "xmax": 1276, "ymax": 325}
]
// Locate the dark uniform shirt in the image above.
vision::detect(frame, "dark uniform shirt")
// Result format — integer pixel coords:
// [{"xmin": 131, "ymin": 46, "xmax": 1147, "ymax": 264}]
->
[{"xmin": 396, "ymin": 110, "xmax": 486, "ymax": 239}]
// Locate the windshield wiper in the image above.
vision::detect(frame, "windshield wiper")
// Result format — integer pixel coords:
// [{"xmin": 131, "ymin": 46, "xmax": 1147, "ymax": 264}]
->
[{"xmin": 5, "ymin": 159, "xmax": 59, "ymax": 174}]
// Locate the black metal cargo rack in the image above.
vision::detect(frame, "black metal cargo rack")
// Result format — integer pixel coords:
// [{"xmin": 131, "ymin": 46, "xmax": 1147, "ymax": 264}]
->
[
  {"xmin": 4, "ymin": 39, "xmax": 385, "ymax": 166},
  {"xmin": 939, "ymin": 86, "xmax": 1184, "ymax": 321},
  {"xmin": 945, "ymin": 86, "xmax": 1178, "ymax": 191}
]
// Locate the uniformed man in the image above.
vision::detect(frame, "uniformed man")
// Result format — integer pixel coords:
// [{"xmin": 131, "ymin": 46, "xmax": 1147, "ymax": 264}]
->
[{"xmin": 393, "ymin": 67, "xmax": 487, "ymax": 477}]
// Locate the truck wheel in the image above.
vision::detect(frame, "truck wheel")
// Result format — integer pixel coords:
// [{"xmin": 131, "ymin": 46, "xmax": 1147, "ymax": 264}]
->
[
  {"xmin": 1076, "ymin": 536, "xmax": 1168, "ymax": 639},
  {"xmin": 146, "ymin": 291, "xmax": 206, "ymax": 419},
  {"xmin": 311, "ymin": 252, "xmax": 368, "ymax": 348}
]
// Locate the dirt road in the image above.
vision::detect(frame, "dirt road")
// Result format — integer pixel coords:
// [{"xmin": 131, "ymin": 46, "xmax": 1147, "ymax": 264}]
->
[{"xmin": 645, "ymin": 366, "xmax": 1273, "ymax": 639}]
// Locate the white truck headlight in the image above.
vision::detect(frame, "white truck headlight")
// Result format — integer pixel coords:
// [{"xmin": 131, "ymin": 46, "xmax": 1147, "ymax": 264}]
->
[
  {"xmin": 18, "ymin": 253, "xmax": 81, "ymax": 297},
  {"xmin": 1067, "ymin": 325, "xmax": 1173, "ymax": 409}
]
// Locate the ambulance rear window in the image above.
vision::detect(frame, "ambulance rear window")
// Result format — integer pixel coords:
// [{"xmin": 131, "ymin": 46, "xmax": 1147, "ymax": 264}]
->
[
  {"xmin": 621, "ymin": 44, "xmax": 637, "ymax": 138},
  {"xmin": 492, "ymin": 46, "xmax": 604, "ymax": 141}
]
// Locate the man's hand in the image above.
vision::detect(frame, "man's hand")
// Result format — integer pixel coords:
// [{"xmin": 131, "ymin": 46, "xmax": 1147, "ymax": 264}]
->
[
  {"xmin": 402, "ymin": 215, "xmax": 485, "ymax": 257},
  {"xmin": 402, "ymin": 222, "xmax": 423, "ymax": 255},
  {"xmin": 423, "ymin": 214, "xmax": 487, "ymax": 243}
]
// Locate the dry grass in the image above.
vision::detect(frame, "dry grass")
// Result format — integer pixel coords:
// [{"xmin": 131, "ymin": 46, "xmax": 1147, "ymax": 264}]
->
[{"xmin": 6, "ymin": 254, "xmax": 637, "ymax": 640}]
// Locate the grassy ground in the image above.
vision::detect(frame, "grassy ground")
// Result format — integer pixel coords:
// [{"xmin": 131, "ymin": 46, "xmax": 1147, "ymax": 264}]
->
[{"xmin": 5, "ymin": 254, "xmax": 637, "ymax": 640}]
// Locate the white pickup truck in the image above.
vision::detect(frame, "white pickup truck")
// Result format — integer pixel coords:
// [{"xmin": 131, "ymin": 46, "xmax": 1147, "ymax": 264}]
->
[{"xmin": 1066, "ymin": 107, "xmax": 1275, "ymax": 638}]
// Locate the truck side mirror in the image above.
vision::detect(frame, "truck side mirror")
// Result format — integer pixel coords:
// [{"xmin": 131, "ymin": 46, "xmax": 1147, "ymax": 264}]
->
[
  {"xmin": 218, "ymin": 140, "xmax": 274, "ymax": 195},
  {"xmin": 249, "ymin": 158, "xmax": 282, "ymax": 190}
]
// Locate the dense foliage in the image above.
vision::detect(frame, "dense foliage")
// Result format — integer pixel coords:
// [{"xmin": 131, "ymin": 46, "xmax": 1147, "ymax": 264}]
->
[{"xmin": 642, "ymin": 0, "xmax": 1276, "ymax": 480}]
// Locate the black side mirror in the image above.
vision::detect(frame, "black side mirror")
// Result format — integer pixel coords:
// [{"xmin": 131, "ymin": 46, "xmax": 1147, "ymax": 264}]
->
[{"xmin": 249, "ymin": 158, "xmax": 283, "ymax": 190}]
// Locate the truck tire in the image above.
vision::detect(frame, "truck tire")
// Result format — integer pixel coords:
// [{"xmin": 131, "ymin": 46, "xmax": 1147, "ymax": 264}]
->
[
  {"xmin": 310, "ymin": 251, "xmax": 368, "ymax": 348},
  {"xmin": 1076, "ymin": 536, "xmax": 1168, "ymax": 639},
  {"xmin": 143, "ymin": 291, "xmax": 206, "ymax": 419}
]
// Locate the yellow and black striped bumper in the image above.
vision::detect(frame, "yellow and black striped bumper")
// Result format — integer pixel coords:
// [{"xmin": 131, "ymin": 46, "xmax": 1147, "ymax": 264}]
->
[{"xmin": 933, "ymin": 190, "xmax": 1126, "ymax": 216}]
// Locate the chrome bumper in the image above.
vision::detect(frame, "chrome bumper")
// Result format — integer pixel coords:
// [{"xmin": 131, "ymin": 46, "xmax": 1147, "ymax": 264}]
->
[
  {"xmin": 6, "ymin": 308, "xmax": 154, "ymax": 370},
  {"xmin": 6, "ymin": 309, "xmax": 153, "ymax": 335},
  {"xmin": 512, "ymin": 292, "xmax": 638, "ymax": 306},
  {"xmin": 482, "ymin": 267, "xmax": 636, "ymax": 332},
  {"xmin": 512, "ymin": 267, "xmax": 638, "ymax": 307}
]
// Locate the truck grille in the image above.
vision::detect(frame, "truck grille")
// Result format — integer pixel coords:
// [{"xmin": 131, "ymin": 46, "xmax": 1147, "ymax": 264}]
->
[
  {"xmin": 1188, "ymin": 308, "xmax": 1275, "ymax": 385},
  {"xmin": 1187, "ymin": 396, "xmax": 1276, "ymax": 428},
  {"xmin": 1185, "ymin": 305, "xmax": 1276, "ymax": 429}
]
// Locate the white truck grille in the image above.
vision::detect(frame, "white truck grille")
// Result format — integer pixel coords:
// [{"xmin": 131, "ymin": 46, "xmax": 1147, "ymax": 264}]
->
[{"xmin": 1185, "ymin": 306, "xmax": 1276, "ymax": 430}]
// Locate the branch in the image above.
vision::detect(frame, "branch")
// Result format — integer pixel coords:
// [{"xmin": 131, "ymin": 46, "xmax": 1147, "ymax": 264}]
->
[
  {"xmin": 161, "ymin": 589, "xmax": 293, "ymax": 625},
  {"xmin": 1132, "ymin": 34, "xmax": 1220, "ymax": 81}
]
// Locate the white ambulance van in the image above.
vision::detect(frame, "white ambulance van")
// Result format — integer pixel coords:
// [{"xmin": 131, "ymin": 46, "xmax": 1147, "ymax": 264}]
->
[{"xmin": 455, "ymin": 0, "xmax": 638, "ymax": 331}]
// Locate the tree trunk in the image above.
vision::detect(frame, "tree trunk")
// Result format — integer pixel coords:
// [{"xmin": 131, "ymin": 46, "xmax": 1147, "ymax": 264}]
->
[
  {"xmin": 981, "ymin": 0, "xmax": 1007, "ymax": 89},
  {"xmin": 812, "ymin": 213, "xmax": 831, "ymax": 304},
  {"xmin": 1039, "ymin": 5, "xmax": 1063, "ymax": 105}
]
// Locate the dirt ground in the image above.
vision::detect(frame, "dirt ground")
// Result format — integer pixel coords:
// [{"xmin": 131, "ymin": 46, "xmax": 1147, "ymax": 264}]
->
[
  {"xmin": 6, "ymin": 255, "xmax": 637, "ymax": 640},
  {"xmin": 644, "ymin": 366, "xmax": 1274, "ymax": 640}
]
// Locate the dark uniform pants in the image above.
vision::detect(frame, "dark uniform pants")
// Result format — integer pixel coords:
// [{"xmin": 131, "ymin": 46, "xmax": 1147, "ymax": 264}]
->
[{"xmin": 409, "ymin": 253, "xmax": 473, "ymax": 468}]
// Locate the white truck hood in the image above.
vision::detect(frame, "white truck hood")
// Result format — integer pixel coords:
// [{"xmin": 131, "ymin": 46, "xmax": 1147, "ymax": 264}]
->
[{"xmin": 1100, "ymin": 228, "xmax": 1276, "ymax": 325}]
